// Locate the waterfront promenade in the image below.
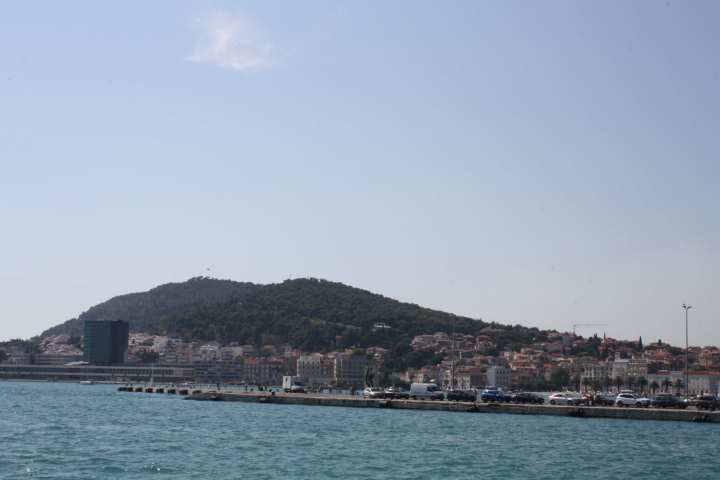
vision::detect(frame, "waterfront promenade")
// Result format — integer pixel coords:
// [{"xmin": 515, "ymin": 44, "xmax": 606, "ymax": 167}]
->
[{"xmin": 119, "ymin": 387, "xmax": 720, "ymax": 423}]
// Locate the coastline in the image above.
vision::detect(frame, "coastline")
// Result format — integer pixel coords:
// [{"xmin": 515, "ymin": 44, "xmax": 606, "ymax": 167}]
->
[{"xmin": 180, "ymin": 390, "xmax": 720, "ymax": 423}]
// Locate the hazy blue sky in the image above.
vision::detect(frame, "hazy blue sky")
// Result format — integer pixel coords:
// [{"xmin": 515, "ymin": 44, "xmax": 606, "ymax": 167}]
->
[{"xmin": 1, "ymin": 1, "xmax": 718, "ymax": 345}]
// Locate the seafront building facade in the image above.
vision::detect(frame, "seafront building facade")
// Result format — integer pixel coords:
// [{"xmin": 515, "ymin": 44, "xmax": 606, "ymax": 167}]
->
[
  {"xmin": 0, "ymin": 364, "xmax": 194, "ymax": 383},
  {"xmin": 4, "ymin": 323, "xmax": 720, "ymax": 392},
  {"xmin": 647, "ymin": 371, "xmax": 720, "ymax": 396},
  {"xmin": 486, "ymin": 366, "xmax": 512, "ymax": 389},
  {"xmin": 582, "ymin": 362, "xmax": 611, "ymax": 383},
  {"xmin": 581, "ymin": 358, "xmax": 650, "ymax": 390},
  {"xmin": 296, "ymin": 353, "xmax": 369, "ymax": 389},
  {"xmin": 84, "ymin": 320, "xmax": 129, "ymax": 365}
]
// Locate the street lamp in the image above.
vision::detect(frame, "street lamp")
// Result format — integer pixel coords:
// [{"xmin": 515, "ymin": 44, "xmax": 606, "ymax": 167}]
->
[{"xmin": 682, "ymin": 304, "xmax": 692, "ymax": 399}]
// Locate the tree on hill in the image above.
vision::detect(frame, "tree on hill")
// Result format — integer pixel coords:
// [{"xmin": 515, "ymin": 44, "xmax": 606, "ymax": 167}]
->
[
  {"xmin": 39, "ymin": 277, "xmax": 259, "ymax": 338},
  {"xmin": 39, "ymin": 277, "xmax": 511, "ymax": 356}
]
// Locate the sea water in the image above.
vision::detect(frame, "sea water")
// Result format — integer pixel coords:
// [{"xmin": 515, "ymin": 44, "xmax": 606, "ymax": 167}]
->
[{"xmin": 1, "ymin": 381, "xmax": 717, "ymax": 479}]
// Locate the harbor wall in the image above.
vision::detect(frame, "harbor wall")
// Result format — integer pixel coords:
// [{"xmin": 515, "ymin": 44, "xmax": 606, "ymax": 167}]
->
[{"xmin": 176, "ymin": 391, "xmax": 720, "ymax": 424}]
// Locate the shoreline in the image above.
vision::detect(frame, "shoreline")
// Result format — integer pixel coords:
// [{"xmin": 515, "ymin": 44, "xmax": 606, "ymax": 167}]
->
[{"xmin": 180, "ymin": 390, "xmax": 720, "ymax": 424}]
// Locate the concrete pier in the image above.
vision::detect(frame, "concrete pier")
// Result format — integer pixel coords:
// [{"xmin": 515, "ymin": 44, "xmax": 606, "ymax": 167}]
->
[{"xmin": 181, "ymin": 391, "xmax": 720, "ymax": 424}]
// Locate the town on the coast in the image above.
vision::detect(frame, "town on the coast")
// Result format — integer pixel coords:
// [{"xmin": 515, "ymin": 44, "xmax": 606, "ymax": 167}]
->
[{"xmin": 2, "ymin": 318, "xmax": 719, "ymax": 405}]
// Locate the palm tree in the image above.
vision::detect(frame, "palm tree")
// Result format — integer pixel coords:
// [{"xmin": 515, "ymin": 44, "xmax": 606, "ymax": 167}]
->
[
  {"xmin": 626, "ymin": 376, "xmax": 637, "ymax": 392},
  {"xmin": 649, "ymin": 380, "xmax": 659, "ymax": 395},
  {"xmin": 580, "ymin": 377, "xmax": 590, "ymax": 393},
  {"xmin": 571, "ymin": 375, "xmax": 581, "ymax": 392},
  {"xmin": 614, "ymin": 376, "xmax": 624, "ymax": 393},
  {"xmin": 673, "ymin": 379, "xmax": 684, "ymax": 396},
  {"xmin": 638, "ymin": 376, "xmax": 648, "ymax": 394},
  {"xmin": 603, "ymin": 376, "xmax": 612, "ymax": 393},
  {"xmin": 662, "ymin": 379, "xmax": 672, "ymax": 393}
]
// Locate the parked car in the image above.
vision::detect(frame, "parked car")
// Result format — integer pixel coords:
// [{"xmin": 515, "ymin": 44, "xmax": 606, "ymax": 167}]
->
[
  {"xmin": 695, "ymin": 395, "xmax": 719, "ymax": 411},
  {"xmin": 548, "ymin": 392, "xmax": 583, "ymax": 405},
  {"xmin": 285, "ymin": 385, "xmax": 306, "ymax": 393},
  {"xmin": 363, "ymin": 387, "xmax": 385, "ymax": 399},
  {"xmin": 650, "ymin": 394, "xmax": 688, "ymax": 409},
  {"xmin": 480, "ymin": 389, "xmax": 512, "ymax": 402},
  {"xmin": 446, "ymin": 390, "xmax": 477, "ymax": 402},
  {"xmin": 615, "ymin": 393, "xmax": 651, "ymax": 407},
  {"xmin": 409, "ymin": 383, "xmax": 445, "ymax": 400},
  {"xmin": 591, "ymin": 393, "xmax": 617, "ymax": 406},
  {"xmin": 510, "ymin": 392, "xmax": 544, "ymax": 404},
  {"xmin": 383, "ymin": 386, "xmax": 410, "ymax": 399}
]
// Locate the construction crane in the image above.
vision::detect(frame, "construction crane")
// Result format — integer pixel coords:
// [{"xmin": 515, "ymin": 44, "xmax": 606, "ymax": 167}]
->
[{"xmin": 572, "ymin": 323, "xmax": 608, "ymax": 336}]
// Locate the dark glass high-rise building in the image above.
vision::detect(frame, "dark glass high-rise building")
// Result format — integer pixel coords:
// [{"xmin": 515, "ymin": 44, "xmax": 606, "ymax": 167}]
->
[{"xmin": 83, "ymin": 320, "xmax": 129, "ymax": 365}]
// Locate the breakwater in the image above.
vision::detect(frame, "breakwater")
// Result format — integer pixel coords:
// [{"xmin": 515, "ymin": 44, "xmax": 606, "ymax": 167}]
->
[{"xmin": 163, "ymin": 389, "xmax": 720, "ymax": 423}]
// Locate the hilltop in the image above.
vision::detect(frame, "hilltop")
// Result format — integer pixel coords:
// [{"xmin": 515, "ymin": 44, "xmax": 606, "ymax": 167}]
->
[
  {"xmin": 39, "ymin": 277, "xmax": 258, "ymax": 338},
  {"xmin": 39, "ymin": 277, "xmax": 545, "ymax": 353}
]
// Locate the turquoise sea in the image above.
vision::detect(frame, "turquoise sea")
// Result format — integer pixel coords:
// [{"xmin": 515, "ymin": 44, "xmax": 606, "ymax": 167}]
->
[{"xmin": 1, "ymin": 381, "xmax": 718, "ymax": 479}]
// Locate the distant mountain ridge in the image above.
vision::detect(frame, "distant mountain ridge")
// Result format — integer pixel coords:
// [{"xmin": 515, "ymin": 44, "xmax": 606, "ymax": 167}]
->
[{"xmin": 40, "ymin": 277, "xmax": 544, "ymax": 353}]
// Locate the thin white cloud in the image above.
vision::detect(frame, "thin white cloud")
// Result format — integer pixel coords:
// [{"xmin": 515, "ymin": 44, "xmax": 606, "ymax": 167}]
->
[{"xmin": 187, "ymin": 10, "xmax": 276, "ymax": 73}]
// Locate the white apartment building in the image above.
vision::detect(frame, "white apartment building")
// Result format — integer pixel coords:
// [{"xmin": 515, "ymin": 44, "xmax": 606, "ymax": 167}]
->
[
  {"xmin": 486, "ymin": 366, "xmax": 512, "ymax": 389},
  {"xmin": 581, "ymin": 362, "xmax": 611, "ymax": 383},
  {"xmin": 611, "ymin": 358, "xmax": 648, "ymax": 381},
  {"xmin": 648, "ymin": 371, "xmax": 720, "ymax": 396}
]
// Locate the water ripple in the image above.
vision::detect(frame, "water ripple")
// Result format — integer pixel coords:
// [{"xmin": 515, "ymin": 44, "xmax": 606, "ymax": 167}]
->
[{"xmin": 1, "ymin": 382, "xmax": 718, "ymax": 479}]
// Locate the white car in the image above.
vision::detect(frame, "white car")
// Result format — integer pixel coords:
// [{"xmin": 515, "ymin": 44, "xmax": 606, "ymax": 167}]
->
[
  {"xmin": 362, "ymin": 387, "xmax": 385, "ymax": 399},
  {"xmin": 615, "ymin": 393, "xmax": 651, "ymax": 407},
  {"xmin": 409, "ymin": 383, "xmax": 444, "ymax": 400},
  {"xmin": 548, "ymin": 392, "xmax": 582, "ymax": 405}
]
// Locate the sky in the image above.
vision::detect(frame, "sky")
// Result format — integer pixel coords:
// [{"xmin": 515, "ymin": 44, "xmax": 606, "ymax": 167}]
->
[{"xmin": 1, "ymin": 1, "xmax": 718, "ymax": 346}]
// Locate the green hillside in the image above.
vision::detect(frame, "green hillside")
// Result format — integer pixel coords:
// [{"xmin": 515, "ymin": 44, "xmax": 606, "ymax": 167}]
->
[
  {"xmin": 158, "ymin": 278, "xmax": 487, "ymax": 352},
  {"xmin": 39, "ymin": 277, "xmax": 259, "ymax": 338},
  {"xmin": 40, "ymin": 277, "xmax": 546, "ymax": 354}
]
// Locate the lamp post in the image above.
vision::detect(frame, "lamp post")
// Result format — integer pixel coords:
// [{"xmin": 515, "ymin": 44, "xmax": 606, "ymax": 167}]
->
[{"xmin": 682, "ymin": 304, "xmax": 692, "ymax": 399}]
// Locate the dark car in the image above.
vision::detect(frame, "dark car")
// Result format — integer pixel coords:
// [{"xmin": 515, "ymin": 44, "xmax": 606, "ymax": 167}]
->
[
  {"xmin": 480, "ymin": 389, "xmax": 512, "ymax": 402},
  {"xmin": 695, "ymin": 395, "xmax": 719, "ymax": 411},
  {"xmin": 383, "ymin": 387, "xmax": 410, "ymax": 399},
  {"xmin": 591, "ymin": 393, "xmax": 617, "ymax": 406},
  {"xmin": 446, "ymin": 390, "xmax": 477, "ymax": 402},
  {"xmin": 510, "ymin": 392, "xmax": 545, "ymax": 404},
  {"xmin": 650, "ymin": 394, "xmax": 687, "ymax": 409}
]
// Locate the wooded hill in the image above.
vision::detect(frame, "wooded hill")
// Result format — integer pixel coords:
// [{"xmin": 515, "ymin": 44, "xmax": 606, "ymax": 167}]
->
[{"xmin": 40, "ymin": 277, "xmax": 547, "ymax": 354}]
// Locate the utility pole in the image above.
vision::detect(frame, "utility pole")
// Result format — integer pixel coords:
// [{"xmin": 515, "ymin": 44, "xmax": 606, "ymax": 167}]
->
[{"xmin": 682, "ymin": 304, "xmax": 692, "ymax": 399}]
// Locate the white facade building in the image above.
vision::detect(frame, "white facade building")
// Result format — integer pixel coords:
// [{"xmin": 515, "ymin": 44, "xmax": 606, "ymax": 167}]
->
[{"xmin": 486, "ymin": 366, "xmax": 512, "ymax": 389}]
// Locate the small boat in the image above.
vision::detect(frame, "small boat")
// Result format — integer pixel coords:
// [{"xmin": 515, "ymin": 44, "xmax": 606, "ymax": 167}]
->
[{"xmin": 79, "ymin": 380, "xmax": 95, "ymax": 385}]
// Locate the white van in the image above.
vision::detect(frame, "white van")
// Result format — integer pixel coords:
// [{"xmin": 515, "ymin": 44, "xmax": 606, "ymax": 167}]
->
[{"xmin": 409, "ymin": 383, "xmax": 444, "ymax": 400}]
